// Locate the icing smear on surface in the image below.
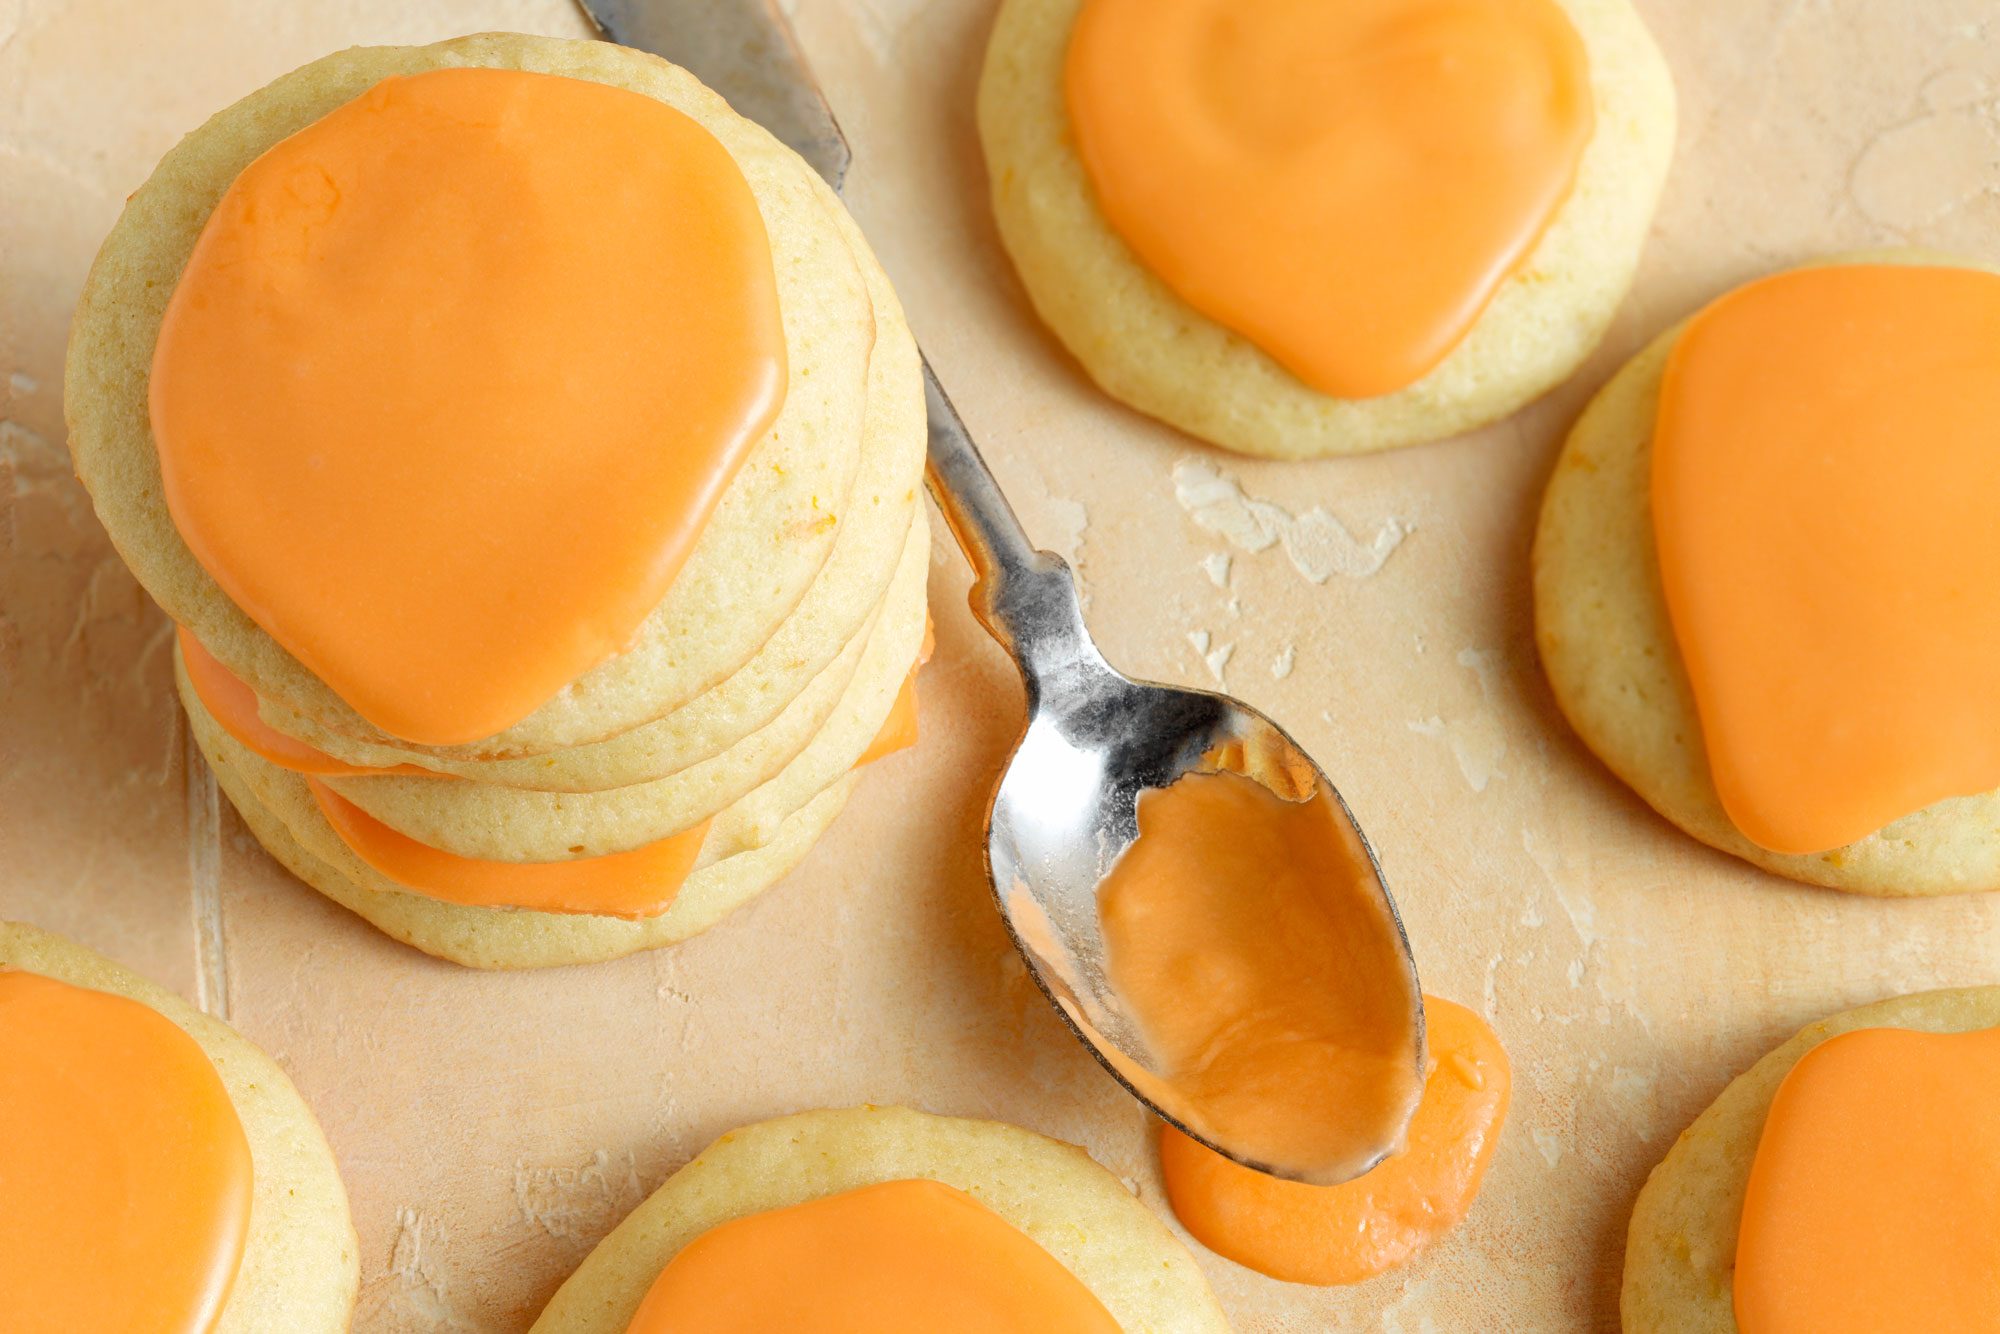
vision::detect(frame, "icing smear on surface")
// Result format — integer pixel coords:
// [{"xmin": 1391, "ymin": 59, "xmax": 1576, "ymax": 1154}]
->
[{"xmin": 1172, "ymin": 459, "xmax": 1411, "ymax": 583}]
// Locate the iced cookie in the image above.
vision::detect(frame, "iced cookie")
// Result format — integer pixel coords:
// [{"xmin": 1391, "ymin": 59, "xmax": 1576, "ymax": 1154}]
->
[
  {"xmin": 0, "ymin": 923, "xmax": 357, "ymax": 1332},
  {"xmin": 66, "ymin": 33, "xmax": 932, "ymax": 959},
  {"xmin": 1536, "ymin": 251, "xmax": 2000, "ymax": 893},
  {"xmin": 70, "ymin": 34, "xmax": 878, "ymax": 754},
  {"xmin": 529, "ymin": 1106, "xmax": 1229, "ymax": 1332},
  {"xmin": 1623, "ymin": 986, "xmax": 2000, "ymax": 1332},
  {"xmin": 978, "ymin": 0, "xmax": 1674, "ymax": 457}
]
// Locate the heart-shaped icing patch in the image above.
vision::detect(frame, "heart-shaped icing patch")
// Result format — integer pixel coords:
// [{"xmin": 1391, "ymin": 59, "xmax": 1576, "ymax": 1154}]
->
[
  {"xmin": 151, "ymin": 67, "xmax": 785, "ymax": 745},
  {"xmin": 1653, "ymin": 263, "xmax": 2000, "ymax": 854},
  {"xmin": 1065, "ymin": 0, "xmax": 1593, "ymax": 399}
]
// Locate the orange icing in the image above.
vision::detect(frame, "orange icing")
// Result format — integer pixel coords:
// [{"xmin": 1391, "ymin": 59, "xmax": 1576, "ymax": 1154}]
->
[
  {"xmin": 150, "ymin": 67, "xmax": 786, "ymax": 746},
  {"xmin": 0, "ymin": 970, "xmax": 253, "ymax": 1334},
  {"xmin": 1735, "ymin": 1025, "xmax": 2000, "ymax": 1332},
  {"xmin": 623, "ymin": 1179, "xmax": 1120, "ymax": 1333},
  {"xmin": 854, "ymin": 618, "xmax": 933, "ymax": 769},
  {"xmin": 1065, "ymin": 0, "xmax": 1593, "ymax": 398},
  {"xmin": 179, "ymin": 627, "xmax": 429, "ymax": 777},
  {"xmin": 309, "ymin": 779, "xmax": 708, "ymax": 918},
  {"xmin": 1094, "ymin": 768, "xmax": 1423, "ymax": 1184},
  {"xmin": 1652, "ymin": 264, "xmax": 2000, "ymax": 854},
  {"xmin": 854, "ymin": 670, "xmax": 920, "ymax": 769},
  {"xmin": 1159, "ymin": 995, "xmax": 1508, "ymax": 1285}
]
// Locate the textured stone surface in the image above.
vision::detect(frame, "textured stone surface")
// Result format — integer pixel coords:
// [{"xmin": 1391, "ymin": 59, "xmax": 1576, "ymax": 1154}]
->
[{"xmin": 9, "ymin": 1, "xmax": 2000, "ymax": 1327}]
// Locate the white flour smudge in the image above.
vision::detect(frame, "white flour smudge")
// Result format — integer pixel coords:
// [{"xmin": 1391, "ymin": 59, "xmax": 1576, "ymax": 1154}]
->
[
  {"xmin": 513, "ymin": 1148, "xmax": 644, "ymax": 1242},
  {"xmin": 1408, "ymin": 646, "xmax": 1508, "ymax": 792},
  {"xmin": 1409, "ymin": 715, "xmax": 1506, "ymax": 794},
  {"xmin": 1523, "ymin": 826, "xmax": 1608, "ymax": 955},
  {"xmin": 365, "ymin": 1207, "xmax": 479, "ymax": 1332},
  {"xmin": 1172, "ymin": 458, "xmax": 1412, "ymax": 583},
  {"xmin": 1185, "ymin": 630, "xmax": 1234, "ymax": 685},
  {"xmin": 1206, "ymin": 642, "xmax": 1234, "ymax": 684}
]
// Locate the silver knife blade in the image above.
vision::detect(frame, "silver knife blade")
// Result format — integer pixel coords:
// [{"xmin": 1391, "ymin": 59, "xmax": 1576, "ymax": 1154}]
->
[{"xmin": 576, "ymin": 0, "xmax": 851, "ymax": 190}]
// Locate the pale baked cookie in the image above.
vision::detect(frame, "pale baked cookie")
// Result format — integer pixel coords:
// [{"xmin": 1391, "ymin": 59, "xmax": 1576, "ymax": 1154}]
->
[
  {"xmin": 0, "ymin": 923, "xmax": 359, "ymax": 1330},
  {"xmin": 529, "ymin": 1106, "xmax": 1230, "ymax": 1332},
  {"xmin": 254, "ymin": 181, "xmax": 927, "ymax": 782},
  {"xmin": 196, "ymin": 688, "xmax": 864, "ymax": 969},
  {"xmin": 183, "ymin": 616, "xmax": 922, "ymax": 968},
  {"xmin": 316, "ymin": 518, "xmax": 928, "ymax": 860},
  {"xmin": 977, "ymin": 0, "xmax": 1675, "ymax": 458},
  {"xmin": 1621, "ymin": 986, "xmax": 2000, "ymax": 1332},
  {"xmin": 1534, "ymin": 250, "xmax": 2000, "ymax": 894},
  {"xmin": 68, "ymin": 32, "xmax": 874, "ymax": 754}
]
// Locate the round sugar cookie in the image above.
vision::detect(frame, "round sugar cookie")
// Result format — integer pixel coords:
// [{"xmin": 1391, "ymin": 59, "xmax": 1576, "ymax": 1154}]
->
[
  {"xmin": 1533, "ymin": 250, "xmax": 2000, "ymax": 894},
  {"xmin": 256, "ymin": 177, "xmax": 927, "ymax": 784},
  {"xmin": 0, "ymin": 923, "xmax": 358, "ymax": 1330},
  {"xmin": 1621, "ymin": 986, "xmax": 2000, "ymax": 1332},
  {"xmin": 68, "ymin": 32, "xmax": 872, "ymax": 754},
  {"xmin": 317, "ymin": 515, "xmax": 928, "ymax": 860},
  {"xmin": 529, "ymin": 1106, "xmax": 1229, "ymax": 1333},
  {"xmin": 977, "ymin": 0, "xmax": 1674, "ymax": 458},
  {"xmin": 195, "ymin": 705, "xmax": 863, "ymax": 970}
]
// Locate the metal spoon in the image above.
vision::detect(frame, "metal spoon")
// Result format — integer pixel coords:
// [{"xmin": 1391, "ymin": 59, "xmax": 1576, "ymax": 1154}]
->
[
  {"xmin": 925, "ymin": 372, "xmax": 1425, "ymax": 1183},
  {"xmin": 583, "ymin": 0, "xmax": 1426, "ymax": 1184}
]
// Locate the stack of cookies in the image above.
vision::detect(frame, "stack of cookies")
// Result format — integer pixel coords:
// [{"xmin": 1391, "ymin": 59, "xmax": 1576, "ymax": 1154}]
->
[{"xmin": 67, "ymin": 36, "xmax": 929, "ymax": 970}]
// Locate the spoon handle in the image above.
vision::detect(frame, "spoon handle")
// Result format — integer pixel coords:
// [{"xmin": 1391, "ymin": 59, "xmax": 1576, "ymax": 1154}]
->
[{"xmin": 923, "ymin": 362, "xmax": 1106, "ymax": 693}]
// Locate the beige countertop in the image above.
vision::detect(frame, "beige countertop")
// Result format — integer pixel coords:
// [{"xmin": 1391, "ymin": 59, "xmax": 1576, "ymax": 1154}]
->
[{"xmin": 8, "ymin": 1, "xmax": 2000, "ymax": 1328}]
